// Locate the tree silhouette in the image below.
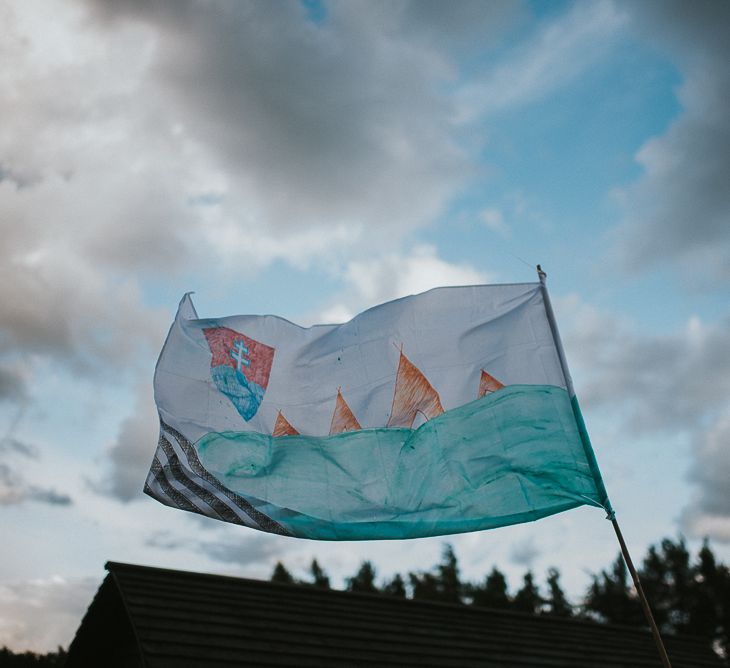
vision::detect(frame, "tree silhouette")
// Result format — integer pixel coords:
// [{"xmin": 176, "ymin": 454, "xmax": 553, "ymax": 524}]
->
[
  {"xmin": 347, "ymin": 561, "xmax": 379, "ymax": 594},
  {"xmin": 544, "ymin": 568, "xmax": 572, "ymax": 617},
  {"xmin": 513, "ymin": 571, "xmax": 542, "ymax": 615},
  {"xmin": 267, "ymin": 535, "xmax": 729, "ymax": 656},
  {"xmin": 383, "ymin": 573, "xmax": 407, "ymax": 598},
  {"xmin": 410, "ymin": 544, "xmax": 463, "ymax": 604},
  {"xmin": 270, "ymin": 561, "xmax": 294, "ymax": 584},
  {"xmin": 584, "ymin": 553, "xmax": 643, "ymax": 626},
  {"xmin": 308, "ymin": 559, "xmax": 331, "ymax": 589},
  {"xmin": 469, "ymin": 567, "xmax": 510, "ymax": 609},
  {"xmin": 0, "ymin": 646, "xmax": 67, "ymax": 666}
]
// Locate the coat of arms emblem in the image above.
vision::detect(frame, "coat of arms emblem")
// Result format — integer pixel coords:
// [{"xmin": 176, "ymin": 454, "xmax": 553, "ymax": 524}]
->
[{"xmin": 203, "ymin": 326, "xmax": 275, "ymax": 421}]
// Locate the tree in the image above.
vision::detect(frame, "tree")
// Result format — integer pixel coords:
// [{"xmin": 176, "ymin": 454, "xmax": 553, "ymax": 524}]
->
[
  {"xmin": 544, "ymin": 568, "xmax": 572, "ymax": 617},
  {"xmin": 469, "ymin": 567, "xmax": 510, "ymax": 609},
  {"xmin": 308, "ymin": 559, "xmax": 331, "ymax": 589},
  {"xmin": 688, "ymin": 539, "xmax": 730, "ymax": 657},
  {"xmin": 383, "ymin": 573, "xmax": 407, "ymax": 598},
  {"xmin": 0, "ymin": 646, "xmax": 67, "ymax": 666},
  {"xmin": 410, "ymin": 544, "xmax": 463, "ymax": 604},
  {"xmin": 513, "ymin": 571, "xmax": 542, "ymax": 615},
  {"xmin": 270, "ymin": 561, "xmax": 294, "ymax": 584},
  {"xmin": 436, "ymin": 544, "xmax": 462, "ymax": 604},
  {"xmin": 347, "ymin": 561, "xmax": 379, "ymax": 594},
  {"xmin": 584, "ymin": 553, "xmax": 645, "ymax": 627}
]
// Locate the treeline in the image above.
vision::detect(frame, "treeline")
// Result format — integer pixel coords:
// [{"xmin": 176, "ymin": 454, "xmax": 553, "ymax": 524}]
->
[
  {"xmin": 0, "ymin": 647, "xmax": 66, "ymax": 667},
  {"xmin": 272, "ymin": 537, "xmax": 730, "ymax": 657}
]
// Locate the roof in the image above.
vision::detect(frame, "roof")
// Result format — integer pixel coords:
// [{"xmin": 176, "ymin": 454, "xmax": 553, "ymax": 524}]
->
[{"xmin": 66, "ymin": 561, "xmax": 724, "ymax": 668}]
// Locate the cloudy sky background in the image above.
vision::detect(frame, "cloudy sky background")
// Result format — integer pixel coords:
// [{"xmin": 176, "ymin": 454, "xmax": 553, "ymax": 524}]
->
[{"xmin": 1, "ymin": 0, "xmax": 729, "ymax": 652}]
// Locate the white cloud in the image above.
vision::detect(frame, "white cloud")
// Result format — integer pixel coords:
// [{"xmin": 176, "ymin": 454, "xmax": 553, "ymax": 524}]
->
[
  {"xmin": 0, "ymin": 575, "xmax": 98, "ymax": 652},
  {"xmin": 556, "ymin": 294, "xmax": 730, "ymax": 543},
  {"xmin": 480, "ymin": 207, "xmax": 509, "ymax": 236},
  {"xmin": 457, "ymin": 0, "xmax": 627, "ymax": 119},
  {"xmin": 614, "ymin": 0, "xmax": 730, "ymax": 281},
  {"xmin": 314, "ymin": 245, "xmax": 492, "ymax": 323},
  {"xmin": 557, "ymin": 296, "xmax": 730, "ymax": 433}
]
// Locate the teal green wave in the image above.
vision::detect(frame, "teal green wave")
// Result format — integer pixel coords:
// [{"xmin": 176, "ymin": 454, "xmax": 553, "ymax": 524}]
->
[{"xmin": 196, "ymin": 385, "xmax": 605, "ymax": 540}]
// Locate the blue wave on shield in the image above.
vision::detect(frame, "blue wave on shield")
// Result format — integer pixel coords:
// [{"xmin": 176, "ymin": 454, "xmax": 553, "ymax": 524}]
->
[{"xmin": 211, "ymin": 365, "xmax": 265, "ymax": 421}]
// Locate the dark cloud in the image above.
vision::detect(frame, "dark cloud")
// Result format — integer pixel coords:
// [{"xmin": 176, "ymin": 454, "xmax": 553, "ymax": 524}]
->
[
  {"xmin": 616, "ymin": 1, "xmax": 730, "ymax": 281},
  {"xmin": 509, "ymin": 536, "xmax": 541, "ymax": 568},
  {"xmin": 559, "ymin": 296, "xmax": 730, "ymax": 543},
  {"xmin": 0, "ymin": 463, "xmax": 73, "ymax": 507},
  {"xmin": 145, "ymin": 528, "xmax": 286, "ymax": 567},
  {"xmin": 561, "ymin": 300, "xmax": 730, "ymax": 434},
  {"xmin": 0, "ymin": 437, "xmax": 39, "ymax": 459},
  {"xmin": 0, "ymin": 364, "xmax": 27, "ymax": 402},
  {"xmin": 681, "ymin": 410, "xmax": 730, "ymax": 542},
  {"xmin": 92, "ymin": 383, "xmax": 158, "ymax": 502},
  {"xmin": 79, "ymin": 0, "xmax": 519, "ymax": 250},
  {"xmin": 0, "ymin": 0, "xmax": 523, "ymax": 382}
]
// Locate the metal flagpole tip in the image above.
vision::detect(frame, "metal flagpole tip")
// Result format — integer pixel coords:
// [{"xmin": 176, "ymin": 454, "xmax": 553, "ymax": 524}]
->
[{"xmin": 536, "ymin": 264, "xmax": 547, "ymax": 282}]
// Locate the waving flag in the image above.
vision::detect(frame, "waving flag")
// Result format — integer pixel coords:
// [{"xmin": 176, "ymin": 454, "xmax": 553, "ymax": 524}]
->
[{"xmin": 145, "ymin": 281, "xmax": 611, "ymax": 540}]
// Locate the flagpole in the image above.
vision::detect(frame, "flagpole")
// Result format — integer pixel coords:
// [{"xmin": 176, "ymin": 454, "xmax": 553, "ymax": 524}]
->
[
  {"xmin": 610, "ymin": 515, "xmax": 672, "ymax": 668},
  {"xmin": 536, "ymin": 265, "xmax": 672, "ymax": 668}
]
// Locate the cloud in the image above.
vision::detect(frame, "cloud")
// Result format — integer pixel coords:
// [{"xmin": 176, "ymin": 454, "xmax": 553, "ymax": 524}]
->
[
  {"xmin": 0, "ymin": 575, "xmax": 99, "ymax": 653},
  {"xmin": 558, "ymin": 296, "xmax": 730, "ymax": 433},
  {"xmin": 0, "ymin": 364, "xmax": 27, "ymax": 402},
  {"xmin": 0, "ymin": 3, "xmax": 171, "ymax": 379},
  {"xmin": 457, "ymin": 0, "xmax": 627, "ymax": 119},
  {"xmin": 0, "ymin": 463, "xmax": 72, "ymax": 507},
  {"xmin": 557, "ymin": 295, "xmax": 730, "ymax": 543},
  {"xmin": 145, "ymin": 528, "xmax": 287, "ymax": 568},
  {"xmin": 509, "ymin": 536, "xmax": 541, "ymax": 568},
  {"xmin": 0, "ymin": 437, "xmax": 38, "ymax": 459},
  {"xmin": 0, "ymin": 428, "xmax": 72, "ymax": 507},
  {"xmin": 681, "ymin": 408, "xmax": 730, "ymax": 542},
  {"xmin": 315, "ymin": 245, "xmax": 491, "ymax": 323},
  {"xmin": 78, "ymin": 0, "xmax": 501, "ymax": 262},
  {"xmin": 480, "ymin": 208, "xmax": 509, "ymax": 236},
  {"xmin": 614, "ymin": 1, "xmax": 730, "ymax": 281},
  {"xmin": 92, "ymin": 382, "xmax": 158, "ymax": 502}
]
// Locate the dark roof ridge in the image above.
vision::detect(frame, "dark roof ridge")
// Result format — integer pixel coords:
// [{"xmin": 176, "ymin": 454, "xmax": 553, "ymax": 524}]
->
[{"xmin": 104, "ymin": 560, "xmax": 711, "ymax": 644}]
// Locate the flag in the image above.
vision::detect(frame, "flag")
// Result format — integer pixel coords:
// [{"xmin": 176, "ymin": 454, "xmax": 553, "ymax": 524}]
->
[{"xmin": 145, "ymin": 281, "xmax": 611, "ymax": 540}]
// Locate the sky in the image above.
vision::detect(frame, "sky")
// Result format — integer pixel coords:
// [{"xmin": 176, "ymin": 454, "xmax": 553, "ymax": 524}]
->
[{"xmin": 1, "ymin": 0, "xmax": 729, "ymax": 653}]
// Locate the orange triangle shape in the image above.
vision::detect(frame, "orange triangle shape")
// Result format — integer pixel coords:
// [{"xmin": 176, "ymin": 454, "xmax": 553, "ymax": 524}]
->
[
  {"xmin": 478, "ymin": 369, "xmax": 505, "ymax": 398},
  {"xmin": 329, "ymin": 389, "xmax": 362, "ymax": 435},
  {"xmin": 386, "ymin": 350, "xmax": 444, "ymax": 428},
  {"xmin": 272, "ymin": 411, "xmax": 299, "ymax": 437}
]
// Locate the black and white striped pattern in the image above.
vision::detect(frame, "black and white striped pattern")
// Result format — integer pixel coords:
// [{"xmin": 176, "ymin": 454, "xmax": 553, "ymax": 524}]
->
[{"xmin": 144, "ymin": 418, "xmax": 289, "ymax": 536}]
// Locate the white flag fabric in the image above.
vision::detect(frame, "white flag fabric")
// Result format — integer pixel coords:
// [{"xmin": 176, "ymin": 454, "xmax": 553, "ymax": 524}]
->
[{"xmin": 146, "ymin": 282, "xmax": 610, "ymax": 539}]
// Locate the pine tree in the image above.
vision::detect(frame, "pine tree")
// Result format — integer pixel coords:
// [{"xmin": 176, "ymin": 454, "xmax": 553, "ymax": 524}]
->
[
  {"xmin": 383, "ymin": 573, "xmax": 407, "ymax": 598},
  {"xmin": 347, "ymin": 561, "xmax": 379, "ymax": 594},
  {"xmin": 437, "ymin": 544, "xmax": 462, "ymax": 604},
  {"xmin": 470, "ymin": 567, "xmax": 510, "ymax": 609},
  {"xmin": 410, "ymin": 544, "xmax": 463, "ymax": 603},
  {"xmin": 544, "ymin": 568, "xmax": 572, "ymax": 617},
  {"xmin": 270, "ymin": 561, "xmax": 295, "ymax": 584},
  {"xmin": 513, "ymin": 571, "xmax": 542, "ymax": 615},
  {"xmin": 308, "ymin": 558, "xmax": 331, "ymax": 589},
  {"xmin": 584, "ymin": 553, "xmax": 643, "ymax": 626}
]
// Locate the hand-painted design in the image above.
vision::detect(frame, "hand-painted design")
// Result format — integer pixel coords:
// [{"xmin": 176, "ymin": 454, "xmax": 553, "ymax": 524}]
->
[
  {"xmin": 273, "ymin": 410, "xmax": 299, "ymax": 437},
  {"xmin": 146, "ymin": 418, "xmax": 290, "ymax": 536},
  {"xmin": 203, "ymin": 326, "xmax": 275, "ymax": 421},
  {"xmin": 478, "ymin": 369, "xmax": 505, "ymax": 398},
  {"xmin": 386, "ymin": 349, "xmax": 444, "ymax": 428},
  {"xmin": 329, "ymin": 388, "xmax": 362, "ymax": 435}
]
